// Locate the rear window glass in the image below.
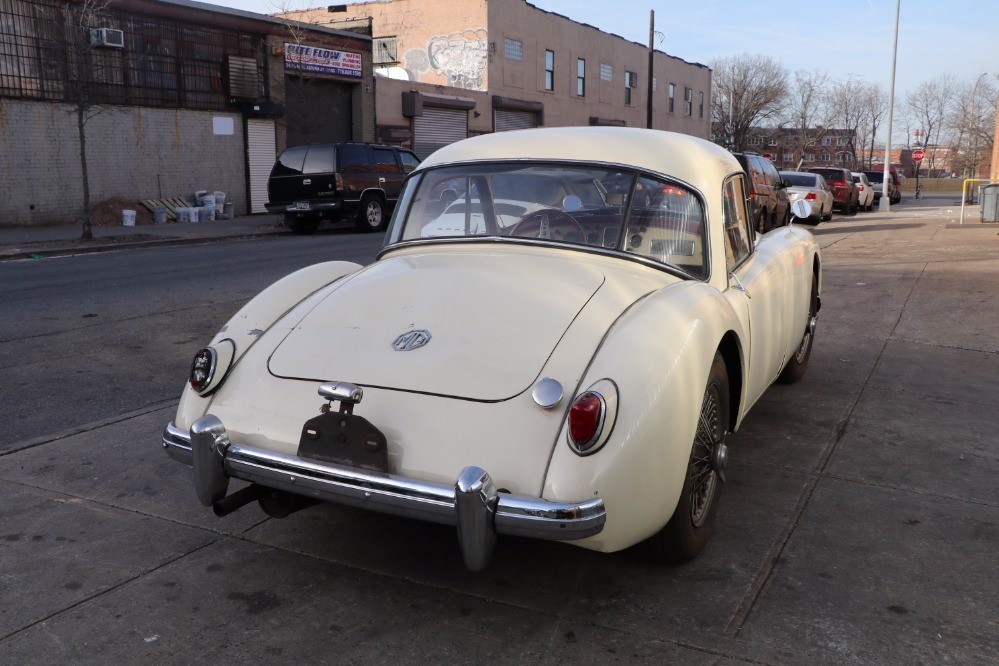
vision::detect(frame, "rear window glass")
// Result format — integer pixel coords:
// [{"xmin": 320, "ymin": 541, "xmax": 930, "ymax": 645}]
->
[
  {"xmin": 783, "ymin": 173, "xmax": 818, "ymax": 187},
  {"xmin": 864, "ymin": 171, "xmax": 884, "ymax": 183},
  {"xmin": 303, "ymin": 145, "xmax": 336, "ymax": 174},
  {"xmin": 272, "ymin": 145, "xmax": 308, "ymax": 176}
]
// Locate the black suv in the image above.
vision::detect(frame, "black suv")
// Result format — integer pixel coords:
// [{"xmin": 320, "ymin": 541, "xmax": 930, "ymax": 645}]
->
[
  {"xmin": 266, "ymin": 142, "xmax": 421, "ymax": 233},
  {"xmin": 731, "ymin": 152, "xmax": 791, "ymax": 233}
]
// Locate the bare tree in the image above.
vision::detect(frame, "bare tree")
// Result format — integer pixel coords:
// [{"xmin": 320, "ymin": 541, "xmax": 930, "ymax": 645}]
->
[
  {"xmin": 60, "ymin": 0, "xmax": 115, "ymax": 240},
  {"xmin": 781, "ymin": 69, "xmax": 833, "ymax": 168},
  {"xmin": 827, "ymin": 77, "xmax": 870, "ymax": 170},
  {"xmin": 711, "ymin": 53, "xmax": 788, "ymax": 151},
  {"xmin": 946, "ymin": 73, "xmax": 997, "ymax": 178},
  {"xmin": 855, "ymin": 83, "xmax": 888, "ymax": 168},
  {"xmin": 905, "ymin": 73, "xmax": 958, "ymax": 175}
]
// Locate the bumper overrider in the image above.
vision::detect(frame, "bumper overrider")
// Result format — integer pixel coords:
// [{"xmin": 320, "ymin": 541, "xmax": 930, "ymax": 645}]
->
[{"xmin": 162, "ymin": 416, "xmax": 606, "ymax": 571}]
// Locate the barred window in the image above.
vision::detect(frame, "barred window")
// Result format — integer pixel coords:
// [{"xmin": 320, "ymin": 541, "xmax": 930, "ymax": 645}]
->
[
  {"xmin": 599, "ymin": 63, "xmax": 612, "ymax": 81},
  {"xmin": 373, "ymin": 37, "xmax": 397, "ymax": 65}
]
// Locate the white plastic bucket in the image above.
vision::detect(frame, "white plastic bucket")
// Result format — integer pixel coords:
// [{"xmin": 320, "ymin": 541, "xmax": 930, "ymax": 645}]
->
[
  {"xmin": 200, "ymin": 206, "xmax": 214, "ymax": 221},
  {"xmin": 122, "ymin": 209, "xmax": 136, "ymax": 226},
  {"xmin": 176, "ymin": 207, "xmax": 190, "ymax": 223}
]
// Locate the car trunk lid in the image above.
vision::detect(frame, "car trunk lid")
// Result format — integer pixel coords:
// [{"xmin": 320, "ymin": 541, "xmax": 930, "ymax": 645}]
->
[{"xmin": 267, "ymin": 249, "xmax": 605, "ymax": 401}]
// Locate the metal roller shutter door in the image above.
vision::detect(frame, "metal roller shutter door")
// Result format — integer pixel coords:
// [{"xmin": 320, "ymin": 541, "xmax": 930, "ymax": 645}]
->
[
  {"xmin": 247, "ymin": 119, "xmax": 276, "ymax": 214},
  {"xmin": 494, "ymin": 109, "xmax": 538, "ymax": 132},
  {"xmin": 413, "ymin": 107, "xmax": 467, "ymax": 158}
]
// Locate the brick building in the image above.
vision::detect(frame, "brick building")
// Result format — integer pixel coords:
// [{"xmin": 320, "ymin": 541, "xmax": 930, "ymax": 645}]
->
[
  {"xmin": 714, "ymin": 125, "xmax": 860, "ymax": 171},
  {"xmin": 0, "ymin": 0, "xmax": 373, "ymax": 227},
  {"xmin": 282, "ymin": 0, "xmax": 712, "ymax": 157}
]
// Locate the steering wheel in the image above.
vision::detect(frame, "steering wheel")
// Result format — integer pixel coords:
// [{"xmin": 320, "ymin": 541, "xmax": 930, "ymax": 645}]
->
[{"xmin": 508, "ymin": 208, "xmax": 584, "ymax": 242}]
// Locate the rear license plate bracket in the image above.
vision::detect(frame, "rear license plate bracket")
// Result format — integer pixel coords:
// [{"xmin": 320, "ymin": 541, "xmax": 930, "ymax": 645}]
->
[{"xmin": 297, "ymin": 411, "xmax": 388, "ymax": 472}]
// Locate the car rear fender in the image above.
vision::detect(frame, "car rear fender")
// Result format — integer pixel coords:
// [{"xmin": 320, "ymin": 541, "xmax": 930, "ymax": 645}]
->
[
  {"xmin": 541, "ymin": 281, "xmax": 747, "ymax": 553},
  {"xmin": 174, "ymin": 261, "xmax": 362, "ymax": 430}
]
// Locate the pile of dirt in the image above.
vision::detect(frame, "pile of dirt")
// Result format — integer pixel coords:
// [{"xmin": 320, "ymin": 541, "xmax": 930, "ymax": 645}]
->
[{"xmin": 89, "ymin": 197, "xmax": 152, "ymax": 226}]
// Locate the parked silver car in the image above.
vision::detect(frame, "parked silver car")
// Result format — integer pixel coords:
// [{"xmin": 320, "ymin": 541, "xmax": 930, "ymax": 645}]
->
[
  {"xmin": 780, "ymin": 171, "xmax": 834, "ymax": 223},
  {"xmin": 852, "ymin": 172, "xmax": 875, "ymax": 211}
]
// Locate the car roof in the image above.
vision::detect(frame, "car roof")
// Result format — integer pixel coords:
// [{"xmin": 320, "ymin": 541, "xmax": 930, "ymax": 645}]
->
[{"xmin": 415, "ymin": 127, "xmax": 741, "ymax": 197}]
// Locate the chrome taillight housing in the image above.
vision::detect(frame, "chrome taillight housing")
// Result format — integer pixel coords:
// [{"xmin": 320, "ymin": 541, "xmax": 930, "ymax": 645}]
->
[
  {"xmin": 567, "ymin": 379, "xmax": 619, "ymax": 456},
  {"xmin": 189, "ymin": 339, "xmax": 236, "ymax": 396}
]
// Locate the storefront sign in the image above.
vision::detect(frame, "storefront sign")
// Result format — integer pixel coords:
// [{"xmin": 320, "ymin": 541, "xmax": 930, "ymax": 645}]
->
[{"xmin": 285, "ymin": 43, "xmax": 362, "ymax": 78}]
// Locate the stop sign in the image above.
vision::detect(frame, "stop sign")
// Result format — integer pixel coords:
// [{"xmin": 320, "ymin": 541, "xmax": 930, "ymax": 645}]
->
[
  {"xmin": 912, "ymin": 148, "xmax": 925, "ymax": 162},
  {"xmin": 763, "ymin": 153, "xmax": 773, "ymax": 160}
]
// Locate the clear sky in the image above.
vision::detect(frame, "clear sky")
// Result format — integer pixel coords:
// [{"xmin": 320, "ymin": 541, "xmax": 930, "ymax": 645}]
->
[{"xmin": 205, "ymin": 0, "xmax": 997, "ymax": 95}]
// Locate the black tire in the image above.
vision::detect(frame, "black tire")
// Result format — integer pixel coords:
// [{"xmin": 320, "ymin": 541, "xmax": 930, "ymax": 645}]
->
[
  {"xmin": 778, "ymin": 275, "xmax": 818, "ymax": 384},
  {"xmin": 755, "ymin": 210, "xmax": 766, "ymax": 234},
  {"xmin": 822, "ymin": 206, "xmax": 833, "ymax": 222},
  {"xmin": 285, "ymin": 215, "xmax": 319, "ymax": 234},
  {"xmin": 643, "ymin": 353, "xmax": 729, "ymax": 563},
  {"xmin": 355, "ymin": 193, "xmax": 387, "ymax": 232},
  {"xmin": 849, "ymin": 198, "xmax": 858, "ymax": 216}
]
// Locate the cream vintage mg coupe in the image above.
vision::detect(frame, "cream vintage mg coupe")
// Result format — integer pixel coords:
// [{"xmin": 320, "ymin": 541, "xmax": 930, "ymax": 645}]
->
[{"xmin": 162, "ymin": 127, "xmax": 821, "ymax": 571}]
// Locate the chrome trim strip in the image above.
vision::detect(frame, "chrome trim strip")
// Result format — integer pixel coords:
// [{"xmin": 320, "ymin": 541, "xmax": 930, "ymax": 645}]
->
[{"xmin": 161, "ymin": 420, "xmax": 605, "ymax": 542}]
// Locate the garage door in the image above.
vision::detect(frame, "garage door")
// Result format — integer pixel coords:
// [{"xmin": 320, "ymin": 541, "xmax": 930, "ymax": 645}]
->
[
  {"xmin": 494, "ymin": 108, "xmax": 538, "ymax": 132},
  {"xmin": 247, "ymin": 118, "xmax": 276, "ymax": 214},
  {"xmin": 413, "ymin": 107, "xmax": 468, "ymax": 159},
  {"xmin": 285, "ymin": 77, "xmax": 353, "ymax": 146}
]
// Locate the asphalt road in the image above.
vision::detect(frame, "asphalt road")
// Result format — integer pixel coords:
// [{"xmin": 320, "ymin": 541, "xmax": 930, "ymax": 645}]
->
[
  {"xmin": 0, "ymin": 231, "xmax": 383, "ymax": 449},
  {"xmin": 0, "ymin": 200, "xmax": 996, "ymax": 663}
]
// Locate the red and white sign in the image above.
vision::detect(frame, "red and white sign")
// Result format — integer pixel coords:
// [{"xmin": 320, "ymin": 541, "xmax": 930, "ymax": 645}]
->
[
  {"xmin": 763, "ymin": 153, "xmax": 773, "ymax": 160},
  {"xmin": 912, "ymin": 148, "xmax": 925, "ymax": 162}
]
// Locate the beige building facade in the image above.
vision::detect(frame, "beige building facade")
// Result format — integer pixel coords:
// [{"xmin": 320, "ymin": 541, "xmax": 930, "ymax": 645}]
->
[{"xmin": 286, "ymin": 0, "xmax": 711, "ymax": 157}]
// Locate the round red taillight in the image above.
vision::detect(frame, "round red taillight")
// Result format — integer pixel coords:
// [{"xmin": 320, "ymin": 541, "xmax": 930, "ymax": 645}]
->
[{"xmin": 568, "ymin": 391, "xmax": 604, "ymax": 452}]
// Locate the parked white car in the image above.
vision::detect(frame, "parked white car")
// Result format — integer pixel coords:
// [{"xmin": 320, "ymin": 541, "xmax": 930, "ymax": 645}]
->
[
  {"xmin": 780, "ymin": 171, "xmax": 834, "ymax": 222},
  {"xmin": 852, "ymin": 172, "xmax": 875, "ymax": 211},
  {"xmin": 162, "ymin": 128, "xmax": 822, "ymax": 571}
]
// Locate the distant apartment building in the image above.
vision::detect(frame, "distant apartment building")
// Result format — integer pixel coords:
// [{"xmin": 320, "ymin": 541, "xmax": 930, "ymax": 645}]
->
[
  {"xmin": 715, "ymin": 126, "xmax": 860, "ymax": 170},
  {"xmin": 0, "ymin": 0, "xmax": 373, "ymax": 226},
  {"xmin": 283, "ymin": 0, "xmax": 712, "ymax": 157}
]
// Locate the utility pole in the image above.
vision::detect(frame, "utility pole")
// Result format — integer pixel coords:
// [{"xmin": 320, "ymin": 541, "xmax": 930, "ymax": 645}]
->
[
  {"xmin": 880, "ymin": 0, "xmax": 900, "ymax": 212},
  {"xmin": 646, "ymin": 10, "xmax": 654, "ymax": 129}
]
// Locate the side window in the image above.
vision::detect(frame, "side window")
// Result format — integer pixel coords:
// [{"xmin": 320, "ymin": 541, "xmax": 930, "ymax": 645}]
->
[
  {"xmin": 625, "ymin": 175, "xmax": 707, "ymax": 279},
  {"xmin": 723, "ymin": 176, "xmax": 753, "ymax": 272},
  {"xmin": 399, "ymin": 150, "xmax": 421, "ymax": 174},
  {"xmin": 337, "ymin": 144, "xmax": 369, "ymax": 173},
  {"xmin": 302, "ymin": 145, "xmax": 336, "ymax": 174},
  {"xmin": 373, "ymin": 147, "xmax": 401, "ymax": 174},
  {"xmin": 271, "ymin": 145, "xmax": 308, "ymax": 176}
]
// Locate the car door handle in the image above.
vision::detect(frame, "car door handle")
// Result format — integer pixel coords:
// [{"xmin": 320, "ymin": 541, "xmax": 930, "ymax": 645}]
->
[
  {"xmin": 729, "ymin": 272, "xmax": 751, "ymax": 298},
  {"xmin": 302, "ymin": 178, "xmax": 311, "ymax": 185}
]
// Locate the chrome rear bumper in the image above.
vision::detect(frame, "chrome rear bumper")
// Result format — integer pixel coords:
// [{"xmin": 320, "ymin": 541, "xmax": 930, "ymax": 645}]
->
[{"xmin": 162, "ymin": 417, "xmax": 606, "ymax": 570}]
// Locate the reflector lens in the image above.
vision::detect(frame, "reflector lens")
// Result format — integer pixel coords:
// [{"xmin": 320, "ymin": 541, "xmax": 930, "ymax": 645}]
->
[
  {"xmin": 568, "ymin": 392, "xmax": 603, "ymax": 450},
  {"xmin": 805, "ymin": 192, "xmax": 817, "ymax": 200}
]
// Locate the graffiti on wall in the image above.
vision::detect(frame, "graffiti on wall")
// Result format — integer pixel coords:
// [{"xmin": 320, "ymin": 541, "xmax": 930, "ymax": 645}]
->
[{"xmin": 424, "ymin": 29, "xmax": 487, "ymax": 91}]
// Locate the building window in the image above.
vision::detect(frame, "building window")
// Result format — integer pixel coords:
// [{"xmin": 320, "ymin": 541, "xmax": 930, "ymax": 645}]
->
[
  {"xmin": 624, "ymin": 70, "xmax": 636, "ymax": 105},
  {"xmin": 748, "ymin": 137, "xmax": 762, "ymax": 146},
  {"xmin": 373, "ymin": 37, "xmax": 397, "ymax": 65},
  {"xmin": 698, "ymin": 91, "xmax": 704, "ymax": 118},
  {"xmin": 820, "ymin": 152, "xmax": 829, "ymax": 162},
  {"xmin": 684, "ymin": 87, "xmax": 692, "ymax": 116},
  {"xmin": 577, "ymin": 58, "xmax": 585, "ymax": 97},
  {"xmin": 783, "ymin": 153, "xmax": 793, "ymax": 162},
  {"xmin": 768, "ymin": 138, "xmax": 777, "ymax": 146},
  {"xmin": 504, "ymin": 37, "xmax": 523, "ymax": 61},
  {"xmin": 600, "ymin": 63, "xmax": 613, "ymax": 81},
  {"xmin": 805, "ymin": 152, "xmax": 814, "ymax": 162},
  {"xmin": 544, "ymin": 49, "xmax": 554, "ymax": 91},
  {"xmin": 821, "ymin": 136, "xmax": 832, "ymax": 146},
  {"xmin": 652, "ymin": 77, "xmax": 657, "ymax": 92},
  {"xmin": 668, "ymin": 83, "xmax": 675, "ymax": 113},
  {"xmin": 837, "ymin": 137, "xmax": 849, "ymax": 146}
]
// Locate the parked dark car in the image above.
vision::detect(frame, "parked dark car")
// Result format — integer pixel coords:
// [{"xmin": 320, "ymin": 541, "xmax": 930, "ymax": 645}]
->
[
  {"xmin": 732, "ymin": 152, "xmax": 791, "ymax": 233},
  {"xmin": 266, "ymin": 142, "xmax": 421, "ymax": 233},
  {"xmin": 805, "ymin": 166, "xmax": 860, "ymax": 215},
  {"xmin": 864, "ymin": 166, "xmax": 901, "ymax": 204}
]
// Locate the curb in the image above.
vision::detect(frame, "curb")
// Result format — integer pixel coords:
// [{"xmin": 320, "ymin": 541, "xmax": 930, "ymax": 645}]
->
[{"xmin": 0, "ymin": 229, "xmax": 291, "ymax": 261}]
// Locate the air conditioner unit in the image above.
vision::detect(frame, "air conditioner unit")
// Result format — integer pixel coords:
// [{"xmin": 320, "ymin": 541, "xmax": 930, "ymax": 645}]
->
[{"xmin": 90, "ymin": 28, "xmax": 125, "ymax": 49}]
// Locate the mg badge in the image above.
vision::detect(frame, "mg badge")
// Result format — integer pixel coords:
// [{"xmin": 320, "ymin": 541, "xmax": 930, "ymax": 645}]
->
[{"xmin": 392, "ymin": 329, "xmax": 431, "ymax": 351}]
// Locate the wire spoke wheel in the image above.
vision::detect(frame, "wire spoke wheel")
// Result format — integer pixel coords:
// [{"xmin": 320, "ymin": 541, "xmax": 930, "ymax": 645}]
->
[{"xmin": 690, "ymin": 383, "xmax": 722, "ymax": 527}]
